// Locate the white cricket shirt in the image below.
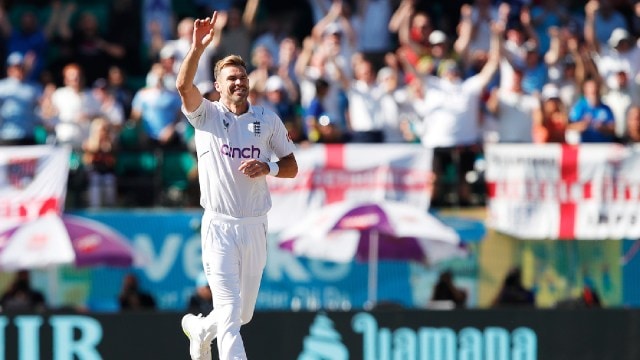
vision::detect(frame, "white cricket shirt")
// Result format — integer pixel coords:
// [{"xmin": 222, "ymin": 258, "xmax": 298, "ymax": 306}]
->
[{"xmin": 183, "ymin": 100, "xmax": 296, "ymax": 218}]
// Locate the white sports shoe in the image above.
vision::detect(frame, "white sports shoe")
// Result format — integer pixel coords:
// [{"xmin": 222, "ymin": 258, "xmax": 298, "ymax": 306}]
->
[{"xmin": 181, "ymin": 313, "xmax": 213, "ymax": 360}]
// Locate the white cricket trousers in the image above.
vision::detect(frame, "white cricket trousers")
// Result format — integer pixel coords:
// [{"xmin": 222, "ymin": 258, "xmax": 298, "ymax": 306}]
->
[{"xmin": 200, "ymin": 211, "xmax": 267, "ymax": 360}]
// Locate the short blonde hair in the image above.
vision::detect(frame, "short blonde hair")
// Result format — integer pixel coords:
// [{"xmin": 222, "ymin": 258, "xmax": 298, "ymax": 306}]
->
[{"xmin": 214, "ymin": 55, "xmax": 247, "ymax": 81}]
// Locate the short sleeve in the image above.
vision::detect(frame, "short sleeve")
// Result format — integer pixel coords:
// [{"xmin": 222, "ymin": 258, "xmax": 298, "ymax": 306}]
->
[{"xmin": 182, "ymin": 100, "xmax": 207, "ymax": 128}]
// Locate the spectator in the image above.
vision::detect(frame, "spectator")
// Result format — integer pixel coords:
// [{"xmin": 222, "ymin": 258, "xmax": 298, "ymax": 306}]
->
[
  {"xmin": 162, "ymin": 17, "xmax": 218, "ymax": 86},
  {"xmin": 248, "ymin": 45, "xmax": 277, "ymax": 94},
  {"xmin": 130, "ymin": 62, "xmax": 184, "ymax": 150},
  {"xmin": 351, "ymin": 0, "xmax": 394, "ymax": 69},
  {"xmin": 310, "ymin": 0, "xmax": 357, "ymax": 63},
  {"xmin": 186, "ymin": 272, "xmax": 214, "ymax": 316},
  {"xmin": 106, "ymin": 65, "xmax": 134, "ymax": 119},
  {"xmin": 530, "ymin": 0, "xmax": 571, "ymax": 54},
  {"xmin": 0, "ymin": 52, "xmax": 43, "ymax": 146},
  {"xmin": 429, "ymin": 270, "xmax": 467, "ymax": 309},
  {"xmin": 0, "ymin": 7, "xmax": 51, "ymax": 82},
  {"xmin": 251, "ymin": 13, "xmax": 291, "ymax": 66},
  {"xmin": 426, "ymin": 30, "xmax": 457, "ymax": 77},
  {"xmin": 486, "ymin": 66, "xmax": 541, "ymax": 143},
  {"xmin": 304, "ymin": 77, "xmax": 329, "ymax": 141},
  {"xmin": 48, "ymin": 63, "xmax": 101, "ymax": 150},
  {"xmin": 339, "ymin": 57, "xmax": 385, "ymax": 143},
  {"xmin": 584, "ymin": 0, "xmax": 640, "ymax": 92},
  {"xmin": 453, "ymin": 4, "xmax": 478, "ymax": 73},
  {"xmin": 252, "ymin": 38, "xmax": 300, "ymax": 99},
  {"xmin": 90, "ymin": 78, "xmax": 125, "ymax": 133},
  {"xmin": 567, "ymin": 78, "xmax": 616, "ymax": 143},
  {"xmin": 304, "ymin": 77, "xmax": 345, "ymax": 143},
  {"xmin": 390, "ymin": 1, "xmax": 432, "ymax": 80},
  {"xmin": 500, "ymin": 5, "xmax": 542, "ymax": 95},
  {"xmin": 146, "ymin": 46, "xmax": 178, "ymax": 90},
  {"xmin": 533, "ymin": 84, "xmax": 569, "ymax": 143},
  {"xmin": 82, "ymin": 116, "xmax": 118, "ymax": 208},
  {"xmin": 584, "ymin": 0, "xmax": 627, "ymax": 47},
  {"xmin": 141, "ymin": 0, "xmax": 174, "ymax": 64},
  {"xmin": 263, "ymin": 75, "xmax": 299, "ymax": 128},
  {"xmin": 602, "ymin": 69, "xmax": 640, "ymax": 139},
  {"xmin": 276, "ymin": 36, "xmax": 301, "ymax": 89},
  {"xmin": 460, "ymin": 0, "xmax": 500, "ymax": 54},
  {"xmin": 544, "ymin": 26, "xmax": 585, "ymax": 109},
  {"xmin": 215, "ymin": 0, "xmax": 260, "ymax": 64},
  {"xmin": 295, "ymin": 33, "xmax": 350, "ymax": 136},
  {"xmin": 623, "ymin": 105, "xmax": 640, "ymax": 143},
  {"xmin": 376, "ymin": 66, "xmax": 412, "ymax": 143},
  {"xmin": 492, "ymin": 267, "xmax": 535, "ymax": 308},
  {"xmin": 0, "ymin": 270, "xmax": 47, "ymax": 313},
  {"xmin": 520, "ymin": 42, "xmax": 548, "ymax": 96},
  {"xmin": 118, "ymin": 273, "xmax": 156, "ymax": 311},
  {"xmin": 412, "ymin": 22, "xmax": 502, "ymax": 206}
]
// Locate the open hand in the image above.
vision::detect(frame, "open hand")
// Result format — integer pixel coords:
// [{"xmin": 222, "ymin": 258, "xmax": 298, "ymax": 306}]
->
[{"xmin": 193, "ymin": 12, "xmax": 218, "ymax": 50}]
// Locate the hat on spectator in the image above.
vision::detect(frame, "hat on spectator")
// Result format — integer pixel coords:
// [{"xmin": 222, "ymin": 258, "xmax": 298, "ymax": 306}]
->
[
  {"xmin": 265, "ymin": 75, "xmax": 285, "ymax": 92},
  {"xmin": 608, "ymin": 28, "xmax": 631, "ymax": 48},
  {"xmin": 541, "ymin": 84, "xmax": 560, "ymax": 101},
  {"xmin": 429, "ymin": 30, "xmax": 447, "ymax": 45},
  {"xmin": 6, "ymin": 52, "xmax": 24, "ymax": 67}
]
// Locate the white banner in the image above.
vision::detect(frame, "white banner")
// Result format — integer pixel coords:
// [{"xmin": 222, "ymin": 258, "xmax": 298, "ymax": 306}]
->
[
  {"xmin": 485, "ymin": 143, "xmax": 640, "ymax": 240},
  {"xmin": 0, "ymin": 145, "xmax": 71, "ymax": 232},
  {"xmin": 267, "ymin": 144, "xmax": 433, "ymax": 233}
]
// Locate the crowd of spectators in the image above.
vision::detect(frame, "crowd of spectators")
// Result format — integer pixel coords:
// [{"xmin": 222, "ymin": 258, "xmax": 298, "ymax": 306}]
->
[{"xmin": 1, "ymin": 0, "xmax": 640, "ymax": 208}]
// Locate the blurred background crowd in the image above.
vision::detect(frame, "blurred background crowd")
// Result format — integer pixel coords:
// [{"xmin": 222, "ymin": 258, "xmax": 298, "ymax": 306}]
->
[{"xmin": 1, "ymin": 0, "xmax": 640, "ymax": 210}]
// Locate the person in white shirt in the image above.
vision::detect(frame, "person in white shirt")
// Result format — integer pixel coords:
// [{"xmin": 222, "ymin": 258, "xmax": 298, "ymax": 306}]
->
[
  {"xmin": 602, "ymin": 69, "xmax": 640, "ymax": 138},
  {"xmin": 415, "ymin": 25, "xmax": 501, "ymax": 149},
  {"xmin": 486, "ymin": 66, "xmax": 541, "ymax": 143},
  {"xmin": 340, "ymin": 57, "xmax": 385, "ymax": 142},
  {"xmin": 50, "ymin": 63, "xmax": 101, "ymax": 149},
  {"xmin": 175, "ymin": 12, "xmax": 298, "ymax": 360},
  {"xmin": 584, "ymin": 1, "xmax": 640, "ymax": 92},
  {"xmin": 413, "ymin": 21, "xmax": 502, "ymax": 206}
]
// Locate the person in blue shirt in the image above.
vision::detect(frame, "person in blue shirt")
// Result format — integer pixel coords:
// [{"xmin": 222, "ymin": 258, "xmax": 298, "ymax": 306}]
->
[
  {"xmin": 1, "ymin": 9, "xmax": 50, "ymax": 82},
  {"xmin": 0, "ymin": 52, "xmax": 43, "ymax": 145},
  {"xmin": 568, "ymin": 79, "xmax": 616, "ymax": 143},
  {"xmin": 130, "ymin": 63, "xmax": 185, "ymax": 149}
]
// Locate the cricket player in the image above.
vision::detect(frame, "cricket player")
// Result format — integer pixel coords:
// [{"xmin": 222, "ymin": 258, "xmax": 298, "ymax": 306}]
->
[{"xmin": 176, "ymin": 12, "xmax": 298, "ymax": 360}]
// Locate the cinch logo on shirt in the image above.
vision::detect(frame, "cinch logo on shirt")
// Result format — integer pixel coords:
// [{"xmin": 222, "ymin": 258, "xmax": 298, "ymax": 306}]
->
[{"xmin": 220, "ymin": 144, "xmax": 261, "ymax": 159}]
